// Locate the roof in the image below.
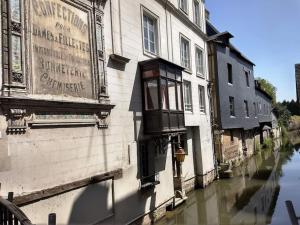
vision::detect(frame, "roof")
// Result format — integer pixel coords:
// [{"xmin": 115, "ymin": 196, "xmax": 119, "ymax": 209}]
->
[
  {"xmin": 263, "ymin": 125, "xmax": 272, "ymax": 131},
  {"xmin": 255, "ymin": 80, "xmax": 273, "ymax": 100},
  {"xmin": 139, "ymin": 57, "xmax": 185, "ymax": 71},
  {"xmin": 206, "ymin": 21, "xmax": 255, "ymax": 66}
]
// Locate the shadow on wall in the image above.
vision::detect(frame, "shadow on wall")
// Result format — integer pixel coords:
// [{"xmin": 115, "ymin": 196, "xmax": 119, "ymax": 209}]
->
[
  {"xmin": 68, "ymin": 182, "xmax": 112, "ymax": 225},
  {"xmin": 67, "ymin": 179, "xmax": 157, "ymax": 225}
]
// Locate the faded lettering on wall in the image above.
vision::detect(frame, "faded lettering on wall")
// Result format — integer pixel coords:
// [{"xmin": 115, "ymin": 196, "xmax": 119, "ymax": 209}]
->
[{"xmin": 31, "ymin": 0, "xmax": 94, "ymax": 98}]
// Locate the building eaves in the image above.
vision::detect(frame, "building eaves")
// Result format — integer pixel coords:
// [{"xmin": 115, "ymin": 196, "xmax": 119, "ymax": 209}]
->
[
  {"xmin": 155, "ymin": 0, "xmax": 208, "ymax": 41},
  {"xmin": 206, "ymin": 20, "xmax": 255, "ymax": 66},
  {"xmin": 255, "ymin": 83, "xmax": 273, "ymax": 100}
]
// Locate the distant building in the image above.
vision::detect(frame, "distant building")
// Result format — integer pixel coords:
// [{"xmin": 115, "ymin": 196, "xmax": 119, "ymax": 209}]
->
[
  {"xmin": 207, "ymin": 21, "xmax": 259, "ymax": 163},
  {"xmin": 295, "ymin": 64, "xmax": 300, "ymax": 103}
]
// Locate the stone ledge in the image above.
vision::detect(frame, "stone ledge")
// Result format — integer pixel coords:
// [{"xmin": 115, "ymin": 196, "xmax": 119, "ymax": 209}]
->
[{"xmin": 12, "ymin": 169, "xmax": 122, "ymax": 206}]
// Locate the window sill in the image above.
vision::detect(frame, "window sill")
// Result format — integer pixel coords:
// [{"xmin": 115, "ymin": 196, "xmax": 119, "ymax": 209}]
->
[
  {"xmin": 200, "ymin": 111, "xmax": 206, "ymax": 115},
  {"xmin": 184, "ymin": 110, "xmax": 193, "ymax": 114},
  {"xmin": 141, "ymin": 180, "xmax": 160, "ymax": 189},
  {"xmin": 179, "ymin": 8, "xmax": 189, "ymax": 16},
  {"xmin": 228, "ymin": 83, "xmax": 233, "ymax": 86},
  {"xmin": 230, "ymin": 116, "xmax": 236, "ymax": 118},
  {"xmin": 196, "ymin": 73, "xmax": 205, "ymax": 79},
  {"xmin": 183, "ymin": 68, "xmax": 193, "ymax": 74},
  {"xmin": 143, "ymin": 49, "xmax": 159, "ymax": 59}
]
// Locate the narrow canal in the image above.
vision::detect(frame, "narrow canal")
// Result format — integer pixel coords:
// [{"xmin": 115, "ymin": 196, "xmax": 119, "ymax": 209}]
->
[{"xmin": 156, "ymin": 140, "xmax": 300, "ymax": 225}]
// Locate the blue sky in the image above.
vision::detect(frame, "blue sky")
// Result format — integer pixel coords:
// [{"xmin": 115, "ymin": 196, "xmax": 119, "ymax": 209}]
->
[{"xmin": 206, "ymin": 0, "xmax": 300, "ymax": 101}]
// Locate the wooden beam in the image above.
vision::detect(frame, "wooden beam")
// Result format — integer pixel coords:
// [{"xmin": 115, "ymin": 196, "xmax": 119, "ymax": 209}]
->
[{"xmin": 13, "ymin": 169, "xmax": 122, "ymax": 206}]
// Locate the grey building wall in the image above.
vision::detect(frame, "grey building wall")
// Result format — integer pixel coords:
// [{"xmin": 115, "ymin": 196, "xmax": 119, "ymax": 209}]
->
[
  {"xmin": 255, "ymin": 88, "xmax": 272, "ymax": 124},
  {"xmin": 215, "ymin": 44, "xmax": 259, "ymax": 130}
]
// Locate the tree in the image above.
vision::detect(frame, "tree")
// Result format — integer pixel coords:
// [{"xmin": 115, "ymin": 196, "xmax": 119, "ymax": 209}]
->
[
  {"xmin": 282, "ymin": 100, "xmax": 300, "ymax": 116},
  {"xmin": 256, "ymin": 77, "xmax": 277, "ymax": 105},
  {"xmin": 273, "ymin": 103, "xmax": 291, "ymax": 127}
]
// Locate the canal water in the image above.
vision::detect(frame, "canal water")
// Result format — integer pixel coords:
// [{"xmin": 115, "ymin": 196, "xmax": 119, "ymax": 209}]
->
[{"xmin": 156, "ymin": 140, "xmax": 300, "ymax": 225}]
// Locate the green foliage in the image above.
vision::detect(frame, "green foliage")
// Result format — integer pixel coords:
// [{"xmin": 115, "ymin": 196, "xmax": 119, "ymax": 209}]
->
[
  {"xmin": 256, "ymin": 78, "xmax": 277, "ymax": 105},
  {"xmin": 289, "ymin": 116, "xmax": 300, "ymax": 131},
  {"xmin": 273, "ymin": 103, "xmax": 291, "ymax": 128},
  {"xmin": 255, "ymin": 139, "xmax": 261, "ymax": 152},
  {"xmin": 281, "ymin": 125, "xmax": 288, "ymax": 138},
  {"xmin": 282, "ymin": 100, "xmax": 300, "ymax": 116},
  {"xmin": 262, "ymin": 138, "xmax": 273, "ymax": 149}
]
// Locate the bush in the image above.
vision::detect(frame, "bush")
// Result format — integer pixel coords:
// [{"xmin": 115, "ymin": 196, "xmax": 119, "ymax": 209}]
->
[
  {"xmin": 262, "ymin": 138, "xmax": 273, "ymax": 149},
  {"xmin": 255, "ymin": 140, "xmax": 261, "ymax": 152},
  {"xmin": 281, "ymin": 126, "xmax": 288, "ymax": 138}
]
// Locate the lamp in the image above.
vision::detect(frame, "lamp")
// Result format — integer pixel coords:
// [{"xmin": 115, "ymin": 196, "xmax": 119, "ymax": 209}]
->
[{"xmin": 175, "ymin": 146, "xmax": 186, "ymax": 162}]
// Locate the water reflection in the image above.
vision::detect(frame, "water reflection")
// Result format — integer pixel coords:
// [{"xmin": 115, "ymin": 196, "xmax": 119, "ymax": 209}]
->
[{"xmin": 156, "ymin": 139, "xmax": 300, "ymax": 225}]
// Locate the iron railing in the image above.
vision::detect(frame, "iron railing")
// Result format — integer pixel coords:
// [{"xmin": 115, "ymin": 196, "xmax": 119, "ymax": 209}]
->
[{"xmin": 0, "ymin": 193, "xmax": 33, "ymax": 225}]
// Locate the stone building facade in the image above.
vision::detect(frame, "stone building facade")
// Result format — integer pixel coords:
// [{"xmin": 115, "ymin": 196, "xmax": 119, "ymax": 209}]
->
[{"xmin": 0, "ymin": 0, "xmax": 215, "ymax": 224}]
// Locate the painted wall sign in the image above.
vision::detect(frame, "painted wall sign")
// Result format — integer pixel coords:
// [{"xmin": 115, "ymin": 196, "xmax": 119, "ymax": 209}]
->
[{"xmin": 31, "ymin": 0, "xmax": 94, "ymax": 99}]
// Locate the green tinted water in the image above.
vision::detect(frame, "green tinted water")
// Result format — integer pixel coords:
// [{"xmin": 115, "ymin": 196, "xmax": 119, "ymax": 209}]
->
[{"xmin": 156, "ymin": 139, "xmax": 300, "ymax": 225}]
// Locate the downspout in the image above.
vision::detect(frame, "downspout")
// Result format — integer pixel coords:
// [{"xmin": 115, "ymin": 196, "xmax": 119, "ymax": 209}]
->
[
  {"xmin": 164, "ymin": 0, "xmax": 170, "ymax": 61},
  {"xmin": 207, "ymin": 41, "xmax": 219, "ymax": 179}
]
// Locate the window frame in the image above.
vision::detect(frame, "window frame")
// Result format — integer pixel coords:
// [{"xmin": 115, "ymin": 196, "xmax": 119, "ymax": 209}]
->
[
  {"xmin": 183, "ymin": 80, "xmax": 193, "ymax": 112},
  {"xmin": 178, "ymin": 0, "xmax": 188, "ymax": 14},
  {"xmin": 198, "ymin": 85, "xmax": 206, "ymax": 113},
  {"xmin": 193, "ymin": 0, "xmax": 201, "ymax": 27},
  {"xmin": 180, "ymin": 34, "xmax": 191, "ymax": 71},
  {"xmin": 141, "ymin": 7, "xmax": 160, "ymax": 57},
  {"xmin": 244, "ymin": 100, "xmax": 249, "ymax": 118},
  {"xmin": 229, "ymin": 96, "xmax": 235, "ymax": 117},
  {"xmin": 245, "ymin": 71, "xmax": 250, "ymax": 87},
  {"xmin": 227, "ymin": 63, "xmax": 233, "ymax": 85},
  {"xmin": 195, "ymin": 45, "xmax": 205, "ymax": 78}
]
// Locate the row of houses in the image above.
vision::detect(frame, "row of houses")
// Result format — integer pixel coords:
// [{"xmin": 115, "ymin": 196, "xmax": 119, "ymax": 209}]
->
[{"xmin": 0, "ymin": 0, "xmax": 280, "ymax": 224}]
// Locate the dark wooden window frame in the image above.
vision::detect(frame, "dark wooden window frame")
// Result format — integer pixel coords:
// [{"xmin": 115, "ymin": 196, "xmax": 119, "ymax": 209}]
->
[{"xmin": 227, "ymin": 63, "xmax": 233, "ymax": 84}]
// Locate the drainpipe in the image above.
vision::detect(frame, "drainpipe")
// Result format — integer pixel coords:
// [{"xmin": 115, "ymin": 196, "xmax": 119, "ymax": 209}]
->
[{"xmin": 207, "ymin": 42, "xmax": 219, "ymax": 179}]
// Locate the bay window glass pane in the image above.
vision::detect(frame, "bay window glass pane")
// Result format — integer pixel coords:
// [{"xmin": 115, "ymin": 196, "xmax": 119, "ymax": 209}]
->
[
  {"xmin": 161, "ymin": 79, "xmax": 169, "ymax": 110},
  {"xmin": 11, "ymin": 35, "xmax": 22, "ymax": 73},
  {"xmin": 144, "ymin": 80, "xmax": 159, "ymax": 110},
  {"xmin": 177, "ymin": 83, "xmax": 183, "ymax": 111},
  {"xmin": 168, "ymin": 81, "xmax": 177, "ymax": 110},
  {"xmin": 11, "ymin": 0, "xmax": 21, "ymax": 22}
]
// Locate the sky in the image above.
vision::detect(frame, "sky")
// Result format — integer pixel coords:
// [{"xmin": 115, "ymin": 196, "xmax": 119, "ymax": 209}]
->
[{"xmin": 206, "ymin": 0, "xmax": 300, "ymax": 102}]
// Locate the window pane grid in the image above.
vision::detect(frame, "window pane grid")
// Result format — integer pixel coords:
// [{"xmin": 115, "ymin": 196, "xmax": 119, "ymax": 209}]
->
[
  {"xmin": 143, "ymin": 14, "xmax": 157, "ymax": 55},
  {"xmin": 179, "ymin": 0, "xmax": 188, "ymax": 13},
  {"xmin": 196, "ymin": 48, "xmax": 204, "ymax": 76},
  {"xmin": 181, "ymin": 37, "xmax": 190, "ymax": 69},
  {"xmin": 193, "ymin": 0, "xmax": 200, "ymax": 26},
  {"xmin": 184, "ymin": 81, "xmax": 192, "ymax": 111},
  {"xmin": 198, "ymin": 85, "xmax": 205, "ymax": 113}
]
